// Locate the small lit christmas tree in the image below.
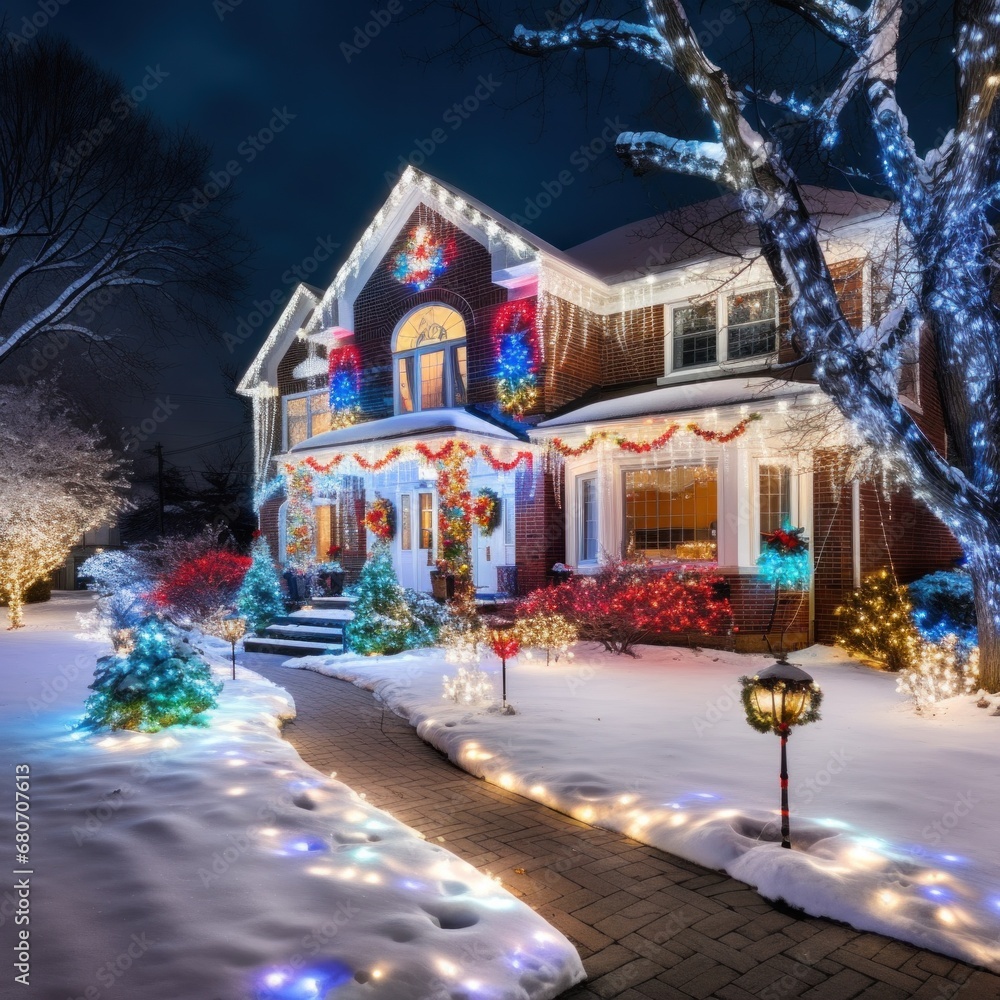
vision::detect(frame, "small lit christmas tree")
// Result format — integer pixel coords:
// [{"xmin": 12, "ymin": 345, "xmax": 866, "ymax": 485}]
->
[
  {"xmin": 345, "ymin": 543, "xmax": 417, "ymax": 655},
  {"xmin": 835, "ymin": 568, "xmax": 917, "ymax": 672},
  {"xmin": 84, "ymin": 616, "xmax": 222, "ymax": 731},
  {"xmin": 237, "ymin": 536, "xmax": 286, "ymax": 635}
]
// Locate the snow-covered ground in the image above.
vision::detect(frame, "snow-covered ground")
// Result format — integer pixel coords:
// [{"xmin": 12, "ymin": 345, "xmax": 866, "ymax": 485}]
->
[
  {"xmin": 287, "ymin": 641, "xmax": 1000, "ymax": 972},
  {"xmin": 0, "ymin": 593, "xmax": 584, "ymax": 999}
]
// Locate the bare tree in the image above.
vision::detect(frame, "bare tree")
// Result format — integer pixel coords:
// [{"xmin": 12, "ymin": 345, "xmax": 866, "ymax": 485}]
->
[
  {"xmin": 0, "ymin": 34, "xmax": 251, "ymax": 363},
  {"xmin": 490, "ymin": 0, "xmax": 1000, "ymax": 687}
]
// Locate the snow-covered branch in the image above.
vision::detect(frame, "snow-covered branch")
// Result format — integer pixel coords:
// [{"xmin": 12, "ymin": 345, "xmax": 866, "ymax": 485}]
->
[
  {"xmin": 512, "ymin": 18, "xmax": 672, "ymax": 64},
  {"xmin": 615, "ymin": 133, "xmax": 726, "ymax": 180}
]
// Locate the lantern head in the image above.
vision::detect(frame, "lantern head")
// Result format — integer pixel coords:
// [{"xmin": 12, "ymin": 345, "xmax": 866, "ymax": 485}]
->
[{"xmin": 741, "ymin": 662, "xmax": 822, "ymax": 735}]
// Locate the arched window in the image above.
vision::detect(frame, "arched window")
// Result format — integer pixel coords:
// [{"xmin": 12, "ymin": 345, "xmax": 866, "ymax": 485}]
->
[{"xmin": 392, "ymin": 305, "xmax": 467, "ymax": 413}]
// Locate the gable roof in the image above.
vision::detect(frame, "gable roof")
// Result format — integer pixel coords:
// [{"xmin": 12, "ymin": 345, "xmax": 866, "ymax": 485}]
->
[
  {"xmin": 236, "ymin": 283, "xmax": 320, "ymax": 395},
  {"xmin": 565, "ymin": 185, "xmax": 894, "ymax": 284}
]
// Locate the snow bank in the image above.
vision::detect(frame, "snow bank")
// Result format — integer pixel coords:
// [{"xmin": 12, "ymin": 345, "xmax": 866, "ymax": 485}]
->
[
  {"xmin": 1, "ymin": 597, "xmax": 584, "ymax": 1000},
  {"xmin": 286, "ymin": 643, "xmax": 1000, "ymax": 972}
]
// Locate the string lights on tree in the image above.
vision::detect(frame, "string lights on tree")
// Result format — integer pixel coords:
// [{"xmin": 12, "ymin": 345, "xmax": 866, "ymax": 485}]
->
[{"xmin": 511, "ymin": 2, "xmax": 1000, "ymax": 691}]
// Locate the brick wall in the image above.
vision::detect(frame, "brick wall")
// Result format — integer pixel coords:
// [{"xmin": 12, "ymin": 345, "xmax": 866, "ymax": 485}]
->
[
  {"xmin": 599, "ymin": 306, "xmax": 664, "ymax": 388},
  {"xmin": 537, "ymin": 293, "xmax": 604, "ymax": 412},
  {"xmin": 352, "ymin": 205, "xmax": 506, "ymax": 420},
  {"xmin": 514, "ymin": 467, "xmax": 565, "ymax": 594},
  {"xmin": 259, "ymin": 495, "xmax": 284, "ymax": 562}
]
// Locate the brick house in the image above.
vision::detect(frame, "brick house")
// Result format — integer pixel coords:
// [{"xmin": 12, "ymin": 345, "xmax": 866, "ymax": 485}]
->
[{"xmin": 237, "ymin": 167, "xmax": 959, "ymax": 648}]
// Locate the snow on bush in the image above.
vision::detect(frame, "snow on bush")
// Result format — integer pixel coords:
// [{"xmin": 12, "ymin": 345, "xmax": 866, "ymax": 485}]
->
[{"xmin": 83, "ymin": 616, "xmax": 222, "ymax": 731}]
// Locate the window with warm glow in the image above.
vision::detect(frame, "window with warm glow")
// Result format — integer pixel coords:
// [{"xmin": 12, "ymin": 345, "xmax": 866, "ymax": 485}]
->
[
  {"xmin": 392, "ymin": 305, "xmax": 468, "ymax": 413},
  {"xmin": 624, "ymin": 465, "xmax": 718, "ymax": 560},
  {"xmin": 284, "ymin": 390, "xmax": 332, "ymax": 448},
  {"xmin": 759, "ymin": 464, "xmax": 792, "ymax": 536}
]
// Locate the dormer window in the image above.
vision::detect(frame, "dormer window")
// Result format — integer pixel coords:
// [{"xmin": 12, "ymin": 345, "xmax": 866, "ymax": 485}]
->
[
  {"xmin": 668, "ymin": 287, "xmax": 778, "ymax": 374},
  {"xmin": 393, "ymin": 305, "xmax": 468, "ymax": 413}
]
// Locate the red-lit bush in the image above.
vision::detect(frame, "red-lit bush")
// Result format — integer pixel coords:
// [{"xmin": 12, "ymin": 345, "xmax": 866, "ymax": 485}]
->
[
  {"xmin": 151, "ymin": 550, "xmax": 251, "ymax": 624},
  {"xmin": 517, "ymin": 559, "xmax": 732, "ymax": 655}
]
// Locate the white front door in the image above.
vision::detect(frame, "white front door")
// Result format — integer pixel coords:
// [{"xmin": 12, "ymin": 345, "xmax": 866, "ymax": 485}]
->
[
  {"xmin": 474, "ymin": 520, "xmax": 498, "ymax": 593},
  {"xmin": 397, "ymin": 491, "xmax": 436, "ymax": 591}
]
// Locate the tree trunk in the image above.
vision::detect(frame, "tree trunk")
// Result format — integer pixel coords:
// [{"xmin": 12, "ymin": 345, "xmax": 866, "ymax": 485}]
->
[
  {"xmin": 6, "ymin": 580, "xmax": 25, "ymax": 629},
  {"xmin": 964, "ymin": 542, "xmax": 1000, "ymax": 692}
]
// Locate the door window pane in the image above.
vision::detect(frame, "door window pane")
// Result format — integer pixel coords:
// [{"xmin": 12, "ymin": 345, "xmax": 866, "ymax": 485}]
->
[
  {"xmin": 759, "ymin": 464, "xmax": 792, "ymax": 536},
  {"xmin": 314, "ymin": 504, "xmax": 332, "ymax": 561},
  {"xmin": 398, "ymin": 357, "xmax": 415, "ymax": 413},
  {"xmin": 420, "ymin": 350, "xmax": 445, "ymax": 410},
  {"xmin": 727, "ymin": 289, "xmax": 777, "ymax": 359},
  {"xmin": 452, "ymin": 346, "xmax": 467, "ymax": 405},
  {"xmin": 624, "ymin": 466, "xmax": 718, "ymax": 560},
  {"xmin": 580, "ymin": 477, "xmax": 598, "ymax": 562},
  {"xmin": 504, "ymin": 495, "xmax": 514, "ymax": 546},
  {"xmin": 673, "ymin": 302, "xmax": 717, "ymax": 369},
  {"xmin": 418, "ymin": 494, "xmax": 434, "ymax": 550},
  {"xmin": 400, "ymin": 494, "xmax": 412, "ymax": 550}
]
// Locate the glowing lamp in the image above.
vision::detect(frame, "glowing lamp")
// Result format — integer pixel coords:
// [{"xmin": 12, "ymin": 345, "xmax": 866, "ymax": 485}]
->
[
  {"xmin": 218, "ymin": 614, "xmax": 248, "ymax": 680},
  {"xmin": 740, "ymin": 661, "xmax": 822, "ymax": 849}
]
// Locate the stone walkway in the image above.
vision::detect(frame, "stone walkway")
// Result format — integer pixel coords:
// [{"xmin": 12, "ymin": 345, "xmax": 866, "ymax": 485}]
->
[{"xmin": 246, "ymin": 655, "xmax": 1000, "ymax": 1000}]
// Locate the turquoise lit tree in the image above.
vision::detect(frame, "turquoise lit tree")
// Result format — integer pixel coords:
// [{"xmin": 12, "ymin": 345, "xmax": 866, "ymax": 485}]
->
[
  {"xmin": 84, "ymin": 616, "xmax": 222, "ymax": 731},
  {"xmin": 757, "ymin": 524, "xmax": 810, "ymax": 661},
  {"xmin": 346, "ymin": 543, "xmax": 417, "ymax": 655},
  {"xmin": 237, "ymin": 535, "xmax": 286, "ymax": 635}
]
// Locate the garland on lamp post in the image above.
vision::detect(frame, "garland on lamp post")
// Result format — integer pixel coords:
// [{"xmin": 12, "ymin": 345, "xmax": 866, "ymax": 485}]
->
[{"xmin": 740, "ymin": 663, "xmax": 822, "ymax": 849}]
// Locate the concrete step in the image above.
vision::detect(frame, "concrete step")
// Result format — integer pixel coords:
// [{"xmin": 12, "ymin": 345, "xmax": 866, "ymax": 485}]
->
[
  {"xmin": 244, "ymin": 636, "xmax": 343, "ymax": 657},
  {"xmin": 311, "ymin": 595, "xmax": 356, "ymax": 610},
  {"xmin": 266, "ymin": 624, "xmax": 344, "ymax": 643},
  {"xmin": 272, "ymin": 610, "xmax": 353, "ymax": 628}
]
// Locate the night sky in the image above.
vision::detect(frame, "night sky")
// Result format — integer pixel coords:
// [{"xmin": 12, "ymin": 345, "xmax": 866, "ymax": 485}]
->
[{"xmin": 0, "ymin": 0, "xmax": 956, "ymax": 469}]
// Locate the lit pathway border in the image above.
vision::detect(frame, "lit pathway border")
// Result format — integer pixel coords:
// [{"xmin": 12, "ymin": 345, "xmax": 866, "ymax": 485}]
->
[{"xmin": 247, "ymin": 655, "xmax": 999, "ymax": 1000}]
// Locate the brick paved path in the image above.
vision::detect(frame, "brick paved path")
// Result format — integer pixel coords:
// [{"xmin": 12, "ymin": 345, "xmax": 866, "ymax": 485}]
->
[{"xmin": 246, "ymin": 655, "xmax": 1000, "ymax": 1000}]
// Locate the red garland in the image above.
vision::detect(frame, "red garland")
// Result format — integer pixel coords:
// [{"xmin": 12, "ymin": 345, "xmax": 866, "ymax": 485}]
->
[
  {"xmin": 686, "ymin": 414, "xmax": 761, "ymax": 443},
  {"xmin": 304, "ymin": 455, "xmax": 344, "ymax": 474},
  {"xmin": 353, "ymin": 447, "xmax": 403, "ymax": 472},
  {"xmin": 551, "ymin": 436, "xmax": 599, "ymax": 458},
  {"xmin": 552, "ymin": 415, "xmax": 760, "ymax": 457},
  {"xmin": 614, "ymin": 425, "xmax": 679, "ymax": 453},
  {"xmin": 416, "ymin": 440, "xmax": 476, "ymax": 464},
  {"xmin": 480, "ymin": 445, "xmax": 533, "ymax": 472}
]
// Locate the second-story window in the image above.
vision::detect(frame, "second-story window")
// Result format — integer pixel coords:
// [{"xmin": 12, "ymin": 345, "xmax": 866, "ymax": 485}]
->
[
  {"xmin": 727, "ymin": 289, "xmax": 778, "ymax": 359},
  {"xmin": 284, "ymin": 390, "xmax": 332, "ymax": 449},
  {"xmin": 673, "ymin": 302, "xmax": 717, "ymax": 369},
  {"xmin": 393, "ymin": 304, "xmax": 468, "ymax": 413}
]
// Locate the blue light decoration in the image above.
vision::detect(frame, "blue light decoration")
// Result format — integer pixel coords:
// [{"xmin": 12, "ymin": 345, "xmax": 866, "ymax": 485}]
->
[
  {"xmin": 391, "ymin": 225, "xmax": 455, "ymax": 291},
  {"xmin": 757, "ymin": 523, "xmax": 811, "ymax": 590},
  {"xmin": 257, "ymin": 960, "xmax": 353, "ymax": 1000},
  {"xmin": 492, "ymin": 300, "xmax": 539, "ymax": 417},
  {"xmin": 328, "ymin": 344, "xmax": 362, "ymax": 429}
]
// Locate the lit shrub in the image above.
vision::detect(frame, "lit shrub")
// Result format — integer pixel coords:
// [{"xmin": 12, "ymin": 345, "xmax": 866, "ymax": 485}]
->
[
  {"xmin": 150, "ymin": 550, "xmax": 251, "ymax": 624},
  {"xmin": 834, "ymin": 568, "xmax": 917, "ymax": 672},
  {"xmin": 84, "ymin": 616, "xmax": 222, "ymax": 731},
  {"xmin": 517, "ymin": 559, "xmax": 731, "ymax": 656},
  {"xmin": 897, "ymin": 633, "xmax": 979, "ymax": 712},
  {"xmin": 907, "ymin": 570, "xmax": 977, "ymax": 644}
]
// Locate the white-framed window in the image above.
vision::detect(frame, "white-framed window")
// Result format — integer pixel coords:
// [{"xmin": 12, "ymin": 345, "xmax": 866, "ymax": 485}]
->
[
  {"xmin": 504, "ymin": 494, "xmax": 515, "ymax": 546},
  {"xmin": 758, "ymin": 463, "xmax": 792, "ymax": 537},
  {"xmin": 400, "ymin": 493, "xmax": 412, "ymax": 550},
  {"xmin": 667, "ymin": 287, "xmax": 778, "ymax": 374},
  {"xmin": 283, "ymin": 389, "xmax": 332, "ymax": 449},
  {"xmin": 393, "ymin": 304, "xmax": 468, "ymax": 413},
  {"xmin": 578, "ymin": 475, "xmax": 599, "ymax": 563},
  {"xmin": 623, "ymin": 464, "xmax": 718, "ymax": 561}
]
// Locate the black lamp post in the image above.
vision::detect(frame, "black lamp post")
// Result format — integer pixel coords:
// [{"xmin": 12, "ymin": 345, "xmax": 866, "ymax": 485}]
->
[{"xmin": 740, "ymin": 661, "xmax": 822, "ymax": 849}]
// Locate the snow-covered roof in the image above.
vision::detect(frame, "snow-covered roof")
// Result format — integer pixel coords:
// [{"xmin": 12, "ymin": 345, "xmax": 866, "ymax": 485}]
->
[
  {"xmin": 236, "ymin": 284, "xmax": 320, "ymax": 394},
  {"xmin": 289, "ymin": 407, "xmax": 525, "ymax": 453},
  {"xmin": 534, "ymin": 376, "xmax": 816, "ymax": 429},
  {"xmin": 565, "ymin": 186, "xmax": 894, "ymax": 284}
]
